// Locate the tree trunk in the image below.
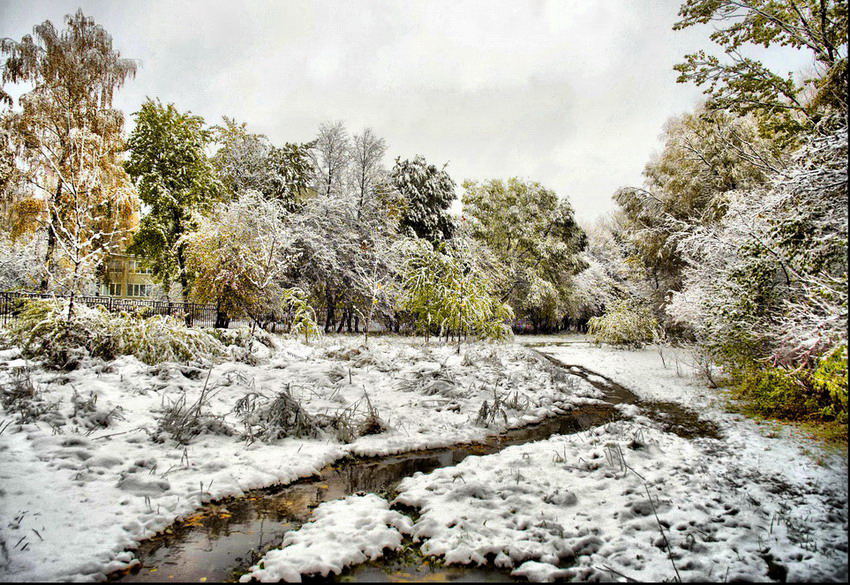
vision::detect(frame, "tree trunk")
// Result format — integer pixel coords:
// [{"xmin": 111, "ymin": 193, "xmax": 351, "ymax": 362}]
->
[
  {"xmin": 325, "ymin": 292, "xmax": 335, "ymax": 333},
  {"xmin": 40, "ymin": 209, "xmax": 59, "ymax": 291},
  {"xmin": 176, "ymin": 243, "xmax": 191, "ymax": 325}
]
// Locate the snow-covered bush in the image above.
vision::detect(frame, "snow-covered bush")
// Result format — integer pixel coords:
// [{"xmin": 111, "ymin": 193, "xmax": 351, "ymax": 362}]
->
[
  {"xmin": 587, "ymin": 299, "xmax": 660, "ymax": 348},
  {"xmin": 397, "ymin": 237, "xmax": 513, "ymax": 344},
  {"xmin": 0, "ymin": 366, "xmax": 60, "ymax": 426},
  {"xmin": 7, "ymin": 299, "xmax": 226, "ymax": 367},
  {"xmin": 0, "ymin": 233, "xmax": 46, "ymax": 291},
  {"xmin": 154, "ymin": 387, "xmax": 233, "ymax": 444},
  {"xmin": 233, "ymin": 385, "xmax": 385, "ymax": 444},
  {"xmin": 668, "ymin": 121, "xmax": 847, "ymax": 424},
  {"xmin": 114, "ymin": 314, "xmax": 226, "ymax": 365}
]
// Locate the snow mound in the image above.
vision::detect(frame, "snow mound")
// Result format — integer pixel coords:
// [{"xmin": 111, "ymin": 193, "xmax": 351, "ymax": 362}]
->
[
  {"xmin": 240, "ymin": 494, "xmax": 412, "ymax": 582},
  {"xmin": 396, "ymin": 420, "xmax": 847, "ymax": 582}
]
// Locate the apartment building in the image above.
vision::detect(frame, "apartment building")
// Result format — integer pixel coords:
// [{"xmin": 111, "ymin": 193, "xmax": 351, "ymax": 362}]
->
[{"xmin": 101, "ymin": 253, "xmax": 156, "ymax": 298}]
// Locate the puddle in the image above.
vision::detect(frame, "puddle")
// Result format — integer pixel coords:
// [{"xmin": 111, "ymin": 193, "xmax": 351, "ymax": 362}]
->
[
  {"xmin": 111, "ymin": 346, "xmax": 718, "ymax": 583},
  {"xmin": 112, "ymin": 404, "xmax": 620, "ymax": 583}
]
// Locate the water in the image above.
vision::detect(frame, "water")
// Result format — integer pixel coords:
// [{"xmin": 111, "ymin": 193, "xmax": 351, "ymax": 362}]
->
[{"xmin": 111, "ymin": 348, "xmax": 717, "ymax": 583}]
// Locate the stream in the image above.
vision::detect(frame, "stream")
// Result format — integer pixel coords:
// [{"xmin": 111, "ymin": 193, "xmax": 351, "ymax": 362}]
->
[{"xmin": 110, "ymin": 346, "xmax": 719, "ymax": 583}]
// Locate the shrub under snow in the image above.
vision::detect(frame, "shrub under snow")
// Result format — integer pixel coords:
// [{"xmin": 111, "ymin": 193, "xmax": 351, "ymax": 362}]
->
[
  {"xmin": 587, "ymin": 299, "xmax": 660, "ymax": 348},
  {"xmin": 7, "ymin": 299, "xmax": 226, "ymax": 367}
]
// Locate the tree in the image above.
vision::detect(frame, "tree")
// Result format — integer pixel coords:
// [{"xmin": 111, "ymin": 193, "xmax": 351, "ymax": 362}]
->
[
  {"xmin": 392, "ymin": 155, "xmax": 456, "ymax": 244},
  {"xmin": 124, "ymin": 99, "xmax": 222, "ymax": 302},
  {"xmin": 211, "ymin": 117, "xmax": 272, "ymax": 197},
  {"xmin": 265, "ymin": 141, "xmax": 315, "ymax": 210},
  {"xmin": 614, "ymin": 108, "xmax": 783, "ymax": 314},
  {"xmin": 183, "ymin": 191, "xmax": 292, "ymax": 328},
  {"xmin": 668, "ymin": 119, "xmax": 847, "ymax": 421},
  {"xmin": 0, "ymin": 9, "xmax": 139, "ymax": 291},
  {"xmin": 462, "ymin": 177, "xmax": 586, "ymax": 331},
  {"xmin": 211, "ymin": 117, "xmax": 314, "ymax": 210},
  {"xmin": 673, "ymin": 0, "xmax": 848, "ymax": 137},
  {"xmin": 397, "ymin": 236, "xmax": 513, "ymax": 349},
  {"xmin": 349, "ymin": 128, "xmax": 387, "ymax": 219},
  {"xmin": 311, "ymin": 121, "xmax": 350, "ymax": 198},
  {"xmin": 567, "ymin": 217, "xmax": 649, "ymax": 329},
  {"xmin": 285, "ymin": 186, "xmax": 401, "ymax": 333}
]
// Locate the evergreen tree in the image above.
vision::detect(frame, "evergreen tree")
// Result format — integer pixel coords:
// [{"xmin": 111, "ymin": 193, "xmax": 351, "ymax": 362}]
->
[{"xmin": 391, "ymin": 155, "xmax": 456, "ymax": 245}]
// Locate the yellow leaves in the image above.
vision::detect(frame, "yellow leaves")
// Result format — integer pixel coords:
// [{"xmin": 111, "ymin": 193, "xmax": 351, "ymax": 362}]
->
[
  {"xmin": 9, "ymin": 197, "xmax": 46, "ymax": 239},
  {"xmin": 182, "ymin": 508, "xmax": 233, "ymax": 527}
]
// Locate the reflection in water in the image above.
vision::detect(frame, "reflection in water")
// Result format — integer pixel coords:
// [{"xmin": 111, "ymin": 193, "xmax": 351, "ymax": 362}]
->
[{"xmin": 114, "ymin": 348, "xmax": 717, "ymax": 583}]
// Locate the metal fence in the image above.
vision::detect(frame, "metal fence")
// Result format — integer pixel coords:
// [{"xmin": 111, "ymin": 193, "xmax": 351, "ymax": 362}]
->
[{"xmin": 0, "ymin": 291, "xmax": 222, "ymax": 328}]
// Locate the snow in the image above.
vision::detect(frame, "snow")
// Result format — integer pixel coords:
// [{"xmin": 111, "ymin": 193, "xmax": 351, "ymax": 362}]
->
[
  {"xmin": 523, "ymin": 334, "xmax": 725, "ymax": 409},
  {"xmin": 1, "ymin": 334, "xmax": 845, "ymax": 582},
  {"xmin": 0, "ymin": 335, "xmax": 597, "ymax": 582},
  {"xmin": 395, "ymin": 418, "xmax": 847, "ymax": 582},
  {"xmin": 239, "ymin": 494, "xmax": 411, "ymax": 583}
]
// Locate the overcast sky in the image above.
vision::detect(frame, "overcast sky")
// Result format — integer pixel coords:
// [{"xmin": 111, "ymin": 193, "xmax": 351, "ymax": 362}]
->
[{"xmin": 0, "ymin": 0, "xmax": 813, "ymax": 222}]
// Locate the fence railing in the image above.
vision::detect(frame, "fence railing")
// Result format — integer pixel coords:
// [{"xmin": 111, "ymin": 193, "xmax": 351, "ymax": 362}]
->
[{"xmin": 0, "ymin": 291, "xmax": 222, "ymax": 328}]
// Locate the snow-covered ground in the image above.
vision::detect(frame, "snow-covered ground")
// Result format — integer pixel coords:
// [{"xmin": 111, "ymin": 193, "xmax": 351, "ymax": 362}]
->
[
  {"xmin": 240, "ymin": 335, "xmax": 848, "ymax": 583},
  {"xmin": 2, "ymin": 333, "xmax": 846, "ymax": 582},
  {"xmin": 394, "ymin": 419, "xmax": 847, "ymax": 582},
  {"xmin": 0, "ymin": 334, "xmax": 599, "ymax": 582},
  {"xmin": 240, "ymin": 494, "xmax": 413, "ymax": 582}
]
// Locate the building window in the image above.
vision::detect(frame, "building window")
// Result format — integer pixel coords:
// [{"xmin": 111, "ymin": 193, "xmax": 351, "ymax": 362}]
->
[
  {"xmin": 128, "ymin": 259, "xmax": 153, "ymax": 274},
  {"xmin": 128, "ymin": 284, "xmax": 152, "ymax": 297},
  {"xmin": 108, "ymin": 260, "xmax": 123, "ymax": 274},
  {"xmin": 108, "ymin": 283, "xmax": 122, "ymax": 296}
]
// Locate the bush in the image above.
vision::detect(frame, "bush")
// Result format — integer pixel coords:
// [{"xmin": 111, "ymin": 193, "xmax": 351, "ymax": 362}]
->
[
  {"xmin": 587, "ymin": 299, "xmax": 660, "ymax": 348},
  {"xmin": 8, "ymin": 299, "xmax": 226, "ymax": 367},
  {"xmin": 730, "ymin": 345, "xmax": 847, "ymax": 425}
]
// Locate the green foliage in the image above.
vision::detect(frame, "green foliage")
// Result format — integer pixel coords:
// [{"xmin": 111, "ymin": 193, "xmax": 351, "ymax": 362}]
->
[
  {"xmin": 8, "ymin": 299, "xmax": 225, "ymax": 367},
  {"xmin": 398, "ymin": 238, "xmax": 513, "ymax": 343},
  {"xmin": 281, "ymin": 287, "xmax": 321, "ymax": 344},
  {"xmin": 125, "ymin": 99, "xmax": 223, "ymax": 298},
  {"xmin": 462, "ymin": 177, "xmax": 587, "ymax": 330},
  {"xmin": 813, "ymin": 345, "xmax": 848, "ymax": 422},
  {"xmin": 673, "ymin": 0, "xmax": 848, "ymax": 138},
  {"xmin": 731, "ymin": 346, "xmax": 847, "ymax": 425},
  {"xmin": 391, "ymin": 155, "xmax": 456, "ymax": 244},
  {"xmin": 587, "ymin": 299, "xmax": 660, "ymax": 348}
]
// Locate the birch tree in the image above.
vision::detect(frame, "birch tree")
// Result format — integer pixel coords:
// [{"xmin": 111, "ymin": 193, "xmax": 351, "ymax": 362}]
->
[
  {"xmin": 349, "ymin": 128, "xmax": 387, "ymax": 219},
  {"xmin": 311, "ymin": 121, "xmax": 350, "ymax": 199},
  {"xmin": 0, "ymin": 9, "xmax": 139, "ymax": 290}
]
